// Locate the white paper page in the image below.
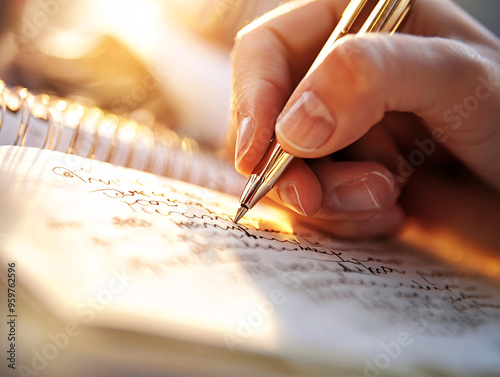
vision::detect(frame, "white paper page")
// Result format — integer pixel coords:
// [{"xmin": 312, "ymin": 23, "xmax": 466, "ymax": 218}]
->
[{"xmin": 1, "ymin": 146, "xmax": 499, "ymax": 376}]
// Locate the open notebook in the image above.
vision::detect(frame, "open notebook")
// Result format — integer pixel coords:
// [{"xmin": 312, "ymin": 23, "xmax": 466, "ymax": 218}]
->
[{"xmin": 0, "ymin": 84, "xmax": 500, "ymax": 377}]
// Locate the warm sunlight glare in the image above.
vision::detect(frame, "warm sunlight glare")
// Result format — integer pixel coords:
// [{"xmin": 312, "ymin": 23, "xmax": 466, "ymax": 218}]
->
[{"xmin": 87, "ymin": 0, "xmax": 164, "ymax": 61}]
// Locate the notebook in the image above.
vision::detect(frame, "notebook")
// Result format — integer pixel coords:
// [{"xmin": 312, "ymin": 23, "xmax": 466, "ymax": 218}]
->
[
  {"xmin": 0, "ymin": 82, "xmax": 245, "ymax": 196},
  {"xmin": 1, "ymin": 83, "xmax": 500, "ymax": 377}
]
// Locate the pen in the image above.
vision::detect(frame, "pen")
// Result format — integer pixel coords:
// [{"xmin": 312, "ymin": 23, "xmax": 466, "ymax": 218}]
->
[{"xmin": 234, "ymin": 0, "xmax": 413, "ymax": 223}]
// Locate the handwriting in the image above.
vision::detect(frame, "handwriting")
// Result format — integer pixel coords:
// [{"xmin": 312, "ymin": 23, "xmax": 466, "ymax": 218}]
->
[
  {"xmin": 52, "ymin": 166, "xmax": 215, "ymax": 205},
  {"xmin": 52, "ymin": 166, "xmax": 121, "ymax": 186},
  {"xmin": 90, "ymin": 188, "xmax": 173, "ymax": 200},
  {"xmin": 47, "ymin": 161, "xmax": 500, "ymax": 338},
  {"xmin": 46, "ymin": 219, "xmax": 83, "ymax": 230},
  {"xmin": 112, "ymin": 217, "xmax": 152, "ymax": 228}
]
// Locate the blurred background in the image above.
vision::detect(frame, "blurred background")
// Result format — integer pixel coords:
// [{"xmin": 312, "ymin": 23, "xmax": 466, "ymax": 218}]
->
[
  {"xmin": 455, "ymin": 0, "xmax": 500, "ymax": 37},
  {"xmin": 0, "ymin": 0, "xmax": 498, "ymax": 151}
]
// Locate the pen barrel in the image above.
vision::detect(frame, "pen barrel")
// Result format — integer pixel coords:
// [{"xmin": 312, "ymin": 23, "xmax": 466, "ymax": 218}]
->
[
  {"xmin": 308, "ymin": 0, "xmax": 412, "ymax": 75},
  {"xmin": 310, "ymin": 0, "xmax": 368, "ymax": 73},
  {"xmin": 360, "ymin": 0, "xmax": 412, "ymax": 34}
]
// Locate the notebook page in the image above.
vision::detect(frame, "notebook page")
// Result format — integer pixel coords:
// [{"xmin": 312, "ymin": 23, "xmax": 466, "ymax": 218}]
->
[{"xmin": 0, "ymin": 145, "xmax": 499, "ymax": 376}]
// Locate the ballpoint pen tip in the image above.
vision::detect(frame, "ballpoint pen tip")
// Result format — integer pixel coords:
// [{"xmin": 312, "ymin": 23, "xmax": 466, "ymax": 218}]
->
[{"xmin": 234, "ymin": 206, "xmax": 248, "ymax": 223}]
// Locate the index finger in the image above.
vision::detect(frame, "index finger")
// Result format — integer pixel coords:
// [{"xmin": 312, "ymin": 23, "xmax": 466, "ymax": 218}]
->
[{"xmin": 231, "ymin": 0, "xmax": 349, "ymax": 175}]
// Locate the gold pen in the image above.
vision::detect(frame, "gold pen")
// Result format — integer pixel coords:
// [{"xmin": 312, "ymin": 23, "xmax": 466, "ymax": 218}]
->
[{"xmin": 234, "ymin": 0, "xmax": 413, "ymax": 223}]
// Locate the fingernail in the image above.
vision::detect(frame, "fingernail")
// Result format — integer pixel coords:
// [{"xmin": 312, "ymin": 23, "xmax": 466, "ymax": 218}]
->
[
  {"xmin": 277, "ymin": 183, "xmax": 308, "ymax": 216},
  {"xmin": 235, "ymin": 116, "xmax": 254, "ymax": 166},
  {"xmin": 276, "ymin": 91, "xmax": 335, "ymax": 152},
  {"xmin": 329, "ymin": 172, "xmax": 395, "ymax": 212}
]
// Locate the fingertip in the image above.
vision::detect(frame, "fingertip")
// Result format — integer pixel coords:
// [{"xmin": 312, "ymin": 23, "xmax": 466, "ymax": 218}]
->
[
  {"xmin": 234, "ymin": 119, "xmax": 274, "ymax": 176},
  {"xmin": 234, "ymin": 116, "xmax": 255, "ymax": 173},
  {"xmin": 270, "ymin": 159, "xmax": 323, "ymax": 217},
  {"xmin": 312, "ymin": 161, "xmax": 398, "ymax": 213},
  {"xmin": 232, "ymin": 79, "xmax": 287, "ymax": 175}
]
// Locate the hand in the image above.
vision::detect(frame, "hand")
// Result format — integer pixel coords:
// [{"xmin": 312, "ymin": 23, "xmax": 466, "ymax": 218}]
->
[{"xmin": 229, "ymin": 0, "xmax": 500, "ymax": 239}]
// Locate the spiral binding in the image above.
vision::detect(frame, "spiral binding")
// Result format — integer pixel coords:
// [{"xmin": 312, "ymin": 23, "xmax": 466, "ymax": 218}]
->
[{"xmin": 0, "ymin": 80, "xmax": 244, "ymax": 195}]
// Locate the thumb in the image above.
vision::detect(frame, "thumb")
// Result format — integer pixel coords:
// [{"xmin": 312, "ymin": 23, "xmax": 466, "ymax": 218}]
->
[{"xmin": 275, "ymin": 33, "xmax": 500, "ymax": 189}]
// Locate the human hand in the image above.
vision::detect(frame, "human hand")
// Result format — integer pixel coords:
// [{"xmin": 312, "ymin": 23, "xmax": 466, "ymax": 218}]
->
[{"xmin": 229, "ymin": 0, "xmax": 500, "ymax": 239}]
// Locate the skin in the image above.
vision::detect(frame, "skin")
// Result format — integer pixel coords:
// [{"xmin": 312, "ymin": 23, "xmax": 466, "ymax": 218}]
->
[{"xmin": 229, "ymin": 0, "xmax": 500, "ymax": 240}]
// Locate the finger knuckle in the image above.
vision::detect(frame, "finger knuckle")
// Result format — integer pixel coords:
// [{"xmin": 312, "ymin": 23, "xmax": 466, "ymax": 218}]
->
[
  {"xmin": 329, "ymin": 36, "xmax": 386, "ymax": 101},
  {"xmin": 430, "ymin": 38, "xmax": 483, "ymax": 72}
]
